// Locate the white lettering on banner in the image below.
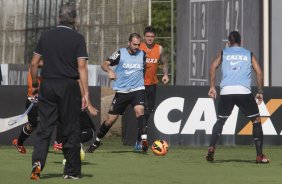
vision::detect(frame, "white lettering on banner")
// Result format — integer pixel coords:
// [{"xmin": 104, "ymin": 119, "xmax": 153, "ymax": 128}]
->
[
  {"xmin": 263, "ymin": 119, "xmax": 277, "ymax": 135},
  {"xmin": 238, "ymin": 101, "xmax": 278, "ymax": 135},
  {"xmin": 257, "ymin": 102, "xmax": 277, "ymax": 135},
  {"xmin": 154, "ymin": 97, "xmax": 184, "ymax": 134},
  {"xmin": 154, "ymin": 97, "xmax": 279, "ymax": 135},
  {"xmin": 154, "ymin": 97, "xmax": 240, "ymax": 135},
  {"xmin": 222, "ymin": 106, "xmax": 239, "ymax": 135},
  {"xmin": 181, "ymin": 98, "xmax": 216, "ymax": 134}
]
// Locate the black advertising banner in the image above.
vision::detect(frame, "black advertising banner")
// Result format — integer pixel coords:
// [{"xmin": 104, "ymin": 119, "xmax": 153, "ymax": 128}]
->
[
  {"xmin": 0, "ymin": 86, "xmax": 101, "ymax": 145},
  {"xmin": 122, "ymin": 86, "xmax": 282, "ymax": 146}
]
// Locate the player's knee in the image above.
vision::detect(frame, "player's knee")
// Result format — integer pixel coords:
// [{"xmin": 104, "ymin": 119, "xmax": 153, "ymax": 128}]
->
[
  {"xmin": 105, "ymin": 118, "xmax": 116, "ymax": 126},
  {"xmin": 106, "ymin": 114, "xmax": 119, "ymax": 125},
  {"xmin": 81, "ymin": 128, "xmax": 95, "ymax": 143},
  {"xmin": 250, "ymin": 116, "xmax": 261, "ymax": 123},
  {"xmin": 105, "ymin": 120, "xmax": 113, "ymax": 126},
  {"xmin": 135, "ymin": 109, "xmax": 144, "ymax": 117},
  {"xmin": 133, "ymin": 105, "xmax": 144, "ymax": 116},
  {"xmin": 27, "ymin": 123, "xmax": 35, "ymax": 131},
  {"xmin": 24, "ymin": 124, "xmax": 33, "ymax": 134}
]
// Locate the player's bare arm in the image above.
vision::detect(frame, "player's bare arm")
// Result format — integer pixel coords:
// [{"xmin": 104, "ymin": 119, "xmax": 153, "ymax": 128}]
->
[
  {"xmin": 78, "ymin": 79, "xmax": 99, "ymax": 116},
  {"xmin": 30, "ymin": 53, "xmax": 41, "ymax": 95},
  {"xmin": 101, "ymin": 60, "xmax": 116, "ymax": 80},
  {"xmin": 159, "ymin": 45, "xmax": 169, "ymax": 84},
  {"xmin": 208, "ymin": 52, "xmax": 222, "ymax": 100},
  {"xmin": 78, "ymin": 58, "xmax": 93, "ymax": 113},
  {"xmin": 252, "ymin": 54, "xmax": 264, "ymax": 105}
]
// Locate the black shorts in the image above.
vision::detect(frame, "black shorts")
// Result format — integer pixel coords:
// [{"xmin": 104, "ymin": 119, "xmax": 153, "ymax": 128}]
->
[
  {"xmin": 26, "ymin": 99, "xmax": 39, "ymax": 127},
  {"xmin": 217, "ymin": 94, "xmax": 259, "ymax": 118},
  {"xmin": 109, "ymin": 90, "xmax": 145, "ymax": 115},
  {"xmin": 80, "ymin": 110, "xmax": 95, "ymax": 131},
  {"xmin": 145, "ymin": 84, "xmax": 157, "ymax": 112}
]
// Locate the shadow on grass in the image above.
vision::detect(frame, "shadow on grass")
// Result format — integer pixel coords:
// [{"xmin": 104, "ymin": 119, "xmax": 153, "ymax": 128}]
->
[
  {"xmin": 53, "ymin": 161, "xmax": 95, "ymax": 166},
  {"xmin": 110, "ymin": 150, "xmax": 136, "ymax": 153},
  {"xmin": 109, "ymin": 150, "xmax": 150, "ymax": 155},
  {"xmin": 213, "ymin": 159, "xmax": 255, "ymax": 163},
  {"xmin": 40, "ymin": 173, "xmax": 93, "ymax": 179}
]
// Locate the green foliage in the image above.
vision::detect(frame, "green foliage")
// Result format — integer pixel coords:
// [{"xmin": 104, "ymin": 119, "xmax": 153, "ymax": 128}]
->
[
  {"xmin": 152, "ymin": 1, "xmax": 175, "ymax": 37},
  {"xmin": 151, "ymin": 0, "xmax": 176, "ymax": 84}
]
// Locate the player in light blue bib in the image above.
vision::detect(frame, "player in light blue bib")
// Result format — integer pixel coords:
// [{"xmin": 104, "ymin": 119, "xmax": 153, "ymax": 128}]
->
[
  {"xmin": 206, "ymin": 31, "xmax": 269, "ymax": 164},
  {"xmin": 86, "ymin": 33, "xmax": 149, "ymax": 153}
]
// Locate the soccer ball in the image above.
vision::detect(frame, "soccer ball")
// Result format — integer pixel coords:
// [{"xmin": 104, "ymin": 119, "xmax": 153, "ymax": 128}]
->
[
  {"xmin": 151, "ymin": 140, "xmax": 169, "ymax": 156},
  {"xmin": 162, "ymin": 140, "xmax": 169, "ymax": 152}
]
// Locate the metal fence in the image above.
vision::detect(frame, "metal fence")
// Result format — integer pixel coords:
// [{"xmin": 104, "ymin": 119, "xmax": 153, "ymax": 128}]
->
[{"xmin": 0, "ymin": 0, "xmax": 148, "ymax": 65}]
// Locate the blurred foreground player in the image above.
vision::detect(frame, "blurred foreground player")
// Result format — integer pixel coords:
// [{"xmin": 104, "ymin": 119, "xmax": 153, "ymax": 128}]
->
[
  {"xmin": 12, "ymin": 60, "xmax": 43, "ymax": 153},
  {"xmin": 29, "ymin": 3, "xmax": 97, "ymax": 180}
]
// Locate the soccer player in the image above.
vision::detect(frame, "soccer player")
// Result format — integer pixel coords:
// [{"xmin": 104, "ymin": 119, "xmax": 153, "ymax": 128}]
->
[
  {"xmin": 85, "ymin": 33, "xmax": 148, "ymax": 153},
  {"xmin": 29, "ymin": 4, "xmax": 97, "ymax": 180},
  {"xmin": 54, "ymin": 79, "xmax": 97, "ymax": 154},
  {"xmin": 54, "ymin": 110, "xmax": 96, "ymax": 160},
  {"xmin": 13, "ymin": 66, "xmax": 96, "ymax": 156},
  {"xmin": 12, "ymin": 60, "xmax": 43, "ymax": 153},
  {"xmin": 206, "ymin": 31, "xmax": 269, "ymax": 163},
  {"xmin": 135, "ymin": 26, "xmax": 169, "ymax": 150}
]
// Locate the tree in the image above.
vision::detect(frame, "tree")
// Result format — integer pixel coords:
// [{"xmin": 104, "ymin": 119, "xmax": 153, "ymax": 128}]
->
[{"xmin": 152, "ymin": 0, "xmax": 176, "ymax": 84}]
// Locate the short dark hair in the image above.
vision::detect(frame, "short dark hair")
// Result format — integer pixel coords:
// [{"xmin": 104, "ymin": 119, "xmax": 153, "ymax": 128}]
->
[
  {"xmin": 129, "ymin": 33, "xmax": 141, "ymax": 42},
  {"xmin": 59, "ymin": 3, "xmax": 76, "ymax": 26},
  {"xmin": 144, "ymin": 26, "xmax": 156, "ymax": 35},
  {"xmin": 228, "ymin": 31, "xmax": 241, "ymax": 45}
]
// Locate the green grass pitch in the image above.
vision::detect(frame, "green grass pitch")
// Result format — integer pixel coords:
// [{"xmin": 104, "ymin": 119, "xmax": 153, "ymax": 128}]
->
[{"xmin": 1, "ymin": 137, "xmax": 282, "ymax": 184}]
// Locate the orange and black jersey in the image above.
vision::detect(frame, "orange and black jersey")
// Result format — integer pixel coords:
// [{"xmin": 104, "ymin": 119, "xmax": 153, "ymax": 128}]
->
[{"xmin": 140, "ymin": 42, "xmax": 161, "ymax": 85}]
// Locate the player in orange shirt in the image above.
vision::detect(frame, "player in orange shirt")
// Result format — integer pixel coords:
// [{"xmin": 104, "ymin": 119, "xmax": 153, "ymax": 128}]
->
[
  {"xmin": 135, "ymin": 26, "xmax": 169, "ymax": 150},
  {"xmin": 12, "ymin": 60, "xmax": 43, "ymax": 153}
]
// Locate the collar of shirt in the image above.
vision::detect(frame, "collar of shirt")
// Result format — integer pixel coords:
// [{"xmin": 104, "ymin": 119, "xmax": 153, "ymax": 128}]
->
[
  {"xmin": 126, "ymin": 47, "xmax": 140, "ymax": 55},
  {"xmin": 57, "ymin": 25, "xmax": 73, "ymax": 30}
]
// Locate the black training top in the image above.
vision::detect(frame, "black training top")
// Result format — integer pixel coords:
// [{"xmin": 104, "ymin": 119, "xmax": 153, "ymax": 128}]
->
[{"xmin": 34, "ymin": 25, "xmax": 88, "ymax": 79}]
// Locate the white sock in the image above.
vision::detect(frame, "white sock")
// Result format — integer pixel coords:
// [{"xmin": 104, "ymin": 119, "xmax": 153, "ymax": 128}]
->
[{"xmin": 141, "ymin": 134, "xmax": 147, "ymax": 140}]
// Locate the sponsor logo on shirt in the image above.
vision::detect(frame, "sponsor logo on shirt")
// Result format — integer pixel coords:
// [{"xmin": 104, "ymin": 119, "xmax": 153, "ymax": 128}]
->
[
  {"xmin": 230, "ymin": 60, "xmax": 243, "ymax": 65},
  {"xmin": 124, "ymin": 70, "xmax": 135, "ymax": 75},
  {"xmin": 109, "ymin": 51, "xmax": 120, "ymax": 60},
  {"xmin": 146, "ymin": 58, "xmax": 158, "ymax": 63},
  {"xmin": 122, "ymin": 63, "xmax": 142, "ymax": 69},
  {"xmin": 226, "ymin": 55, "xmax": 248, "ymax": 61}
]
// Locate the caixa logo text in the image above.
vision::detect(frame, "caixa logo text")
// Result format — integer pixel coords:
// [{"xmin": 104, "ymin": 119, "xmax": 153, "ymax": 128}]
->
[{"xmin": 154, "ymin": 97, "xmax": 282, "ymax": 135}]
